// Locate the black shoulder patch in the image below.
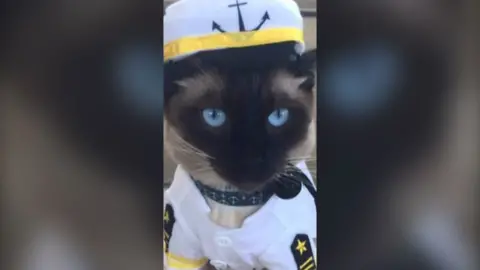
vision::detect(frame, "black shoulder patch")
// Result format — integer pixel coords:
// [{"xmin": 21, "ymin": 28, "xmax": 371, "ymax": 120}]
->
[
  {"xmin": 163, "ymin": 203, "xmax": 176, "ymax": 253},
  {"xmin": 290, "ymin": 234, "xmax": 316, "ymax": 270}
]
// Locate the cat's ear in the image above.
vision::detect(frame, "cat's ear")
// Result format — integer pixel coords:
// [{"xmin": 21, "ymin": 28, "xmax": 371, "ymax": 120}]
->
[
  {"xmin": 163, "ymin": 65, "xmax": 179, "ymax": 106},
  {"xmin": 297, "ymin": 49, "xmax": 317, "ymax": 75},
  {"xmin": 164, "ymin": 56, "xmax": 204, "ymax": 105},
  {"xmin": 289, "ymin": 49, "xmax": 317, "ymax": 91}
]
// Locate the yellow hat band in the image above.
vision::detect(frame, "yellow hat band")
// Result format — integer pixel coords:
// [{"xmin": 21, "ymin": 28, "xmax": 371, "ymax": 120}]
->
[{"xmin": 164, "ymin": 27, "xmax": 304, "ymax": 62}]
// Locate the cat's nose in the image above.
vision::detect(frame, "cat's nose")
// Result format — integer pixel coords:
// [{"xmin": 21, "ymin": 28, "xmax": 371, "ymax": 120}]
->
[
  {"xmin": 243, "ymin": 158, "xmax": 270, "ymax": 178},
  {"xmin": 237, "ymin": 182, "xmax": 262, "ymax": 192},
  {"xmin": 246, "ymin": 158, "xmax": 264, "ymax": 166}
]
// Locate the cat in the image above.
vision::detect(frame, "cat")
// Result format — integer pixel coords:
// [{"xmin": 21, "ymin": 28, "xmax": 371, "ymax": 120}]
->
[{"xmin": 163, "ymin": 44, "xmax": 317, "ymax": 228}]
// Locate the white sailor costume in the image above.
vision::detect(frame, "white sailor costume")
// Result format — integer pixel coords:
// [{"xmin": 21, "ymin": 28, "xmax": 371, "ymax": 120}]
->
[
  {"xmin": 164, "ymin": 162, "xmax": 316, "ymax": 270},
  {"xmin": 164, "ymin": 0, "xmax": 315, "ymax": 269}
]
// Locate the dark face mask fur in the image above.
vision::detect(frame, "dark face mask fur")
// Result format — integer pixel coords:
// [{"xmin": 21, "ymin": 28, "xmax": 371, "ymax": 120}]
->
[{"xmin": 164, "ymin": 49, "xmax": 316, "ymax": 191}]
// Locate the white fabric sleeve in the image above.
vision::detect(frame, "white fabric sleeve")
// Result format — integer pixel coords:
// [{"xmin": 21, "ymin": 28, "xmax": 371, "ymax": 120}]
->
[
  {"xmin": 258, "ymin": 231, "xmax": 317, "ymax": 270},
  {"xmin": 163, "ymin": 201, "xmax": 208, "ymax": 270}
]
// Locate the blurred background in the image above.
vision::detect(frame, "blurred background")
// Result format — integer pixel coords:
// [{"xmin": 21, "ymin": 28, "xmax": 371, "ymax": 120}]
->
[
  {"xmin": 1, "ymin": 0, "xmax": 479, "ymax": 270},
  {"xmin": 317, "ymin": 1, "xmax": 479, "ymax": 269},
  {"xmin": 2, "ymin": 1, "xmax": 164, "ymax": 269}
]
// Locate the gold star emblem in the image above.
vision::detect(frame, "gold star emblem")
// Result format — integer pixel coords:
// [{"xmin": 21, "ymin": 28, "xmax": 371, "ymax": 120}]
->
[
  {"xmin": 295, "ymin": 239, "xmax": 307, "ymax": 255},
  {"xmin": 164, "ymin": 211, "xmax": 169, "ymax": 223}
]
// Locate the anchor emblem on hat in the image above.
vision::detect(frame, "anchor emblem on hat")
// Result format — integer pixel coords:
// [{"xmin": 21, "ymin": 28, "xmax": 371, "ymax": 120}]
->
[{"xmin": 212, "ymin": 0, "xmax": 270, "ymax": 34}]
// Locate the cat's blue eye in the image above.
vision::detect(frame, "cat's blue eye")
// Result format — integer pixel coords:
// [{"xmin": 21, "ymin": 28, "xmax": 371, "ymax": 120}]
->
[
  {"xmin": 268, "ymin": 108, "xmax": 289, "ymax": 127},
  {"xmin": 202, "ymin": 108, "xmax": 226, "ymax": 127}
]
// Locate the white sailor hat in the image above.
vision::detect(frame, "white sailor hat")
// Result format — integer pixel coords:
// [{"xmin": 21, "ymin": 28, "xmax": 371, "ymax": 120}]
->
[{"xmin": 164, "ymin": 0, "xmax": 305, "ymax": 62}]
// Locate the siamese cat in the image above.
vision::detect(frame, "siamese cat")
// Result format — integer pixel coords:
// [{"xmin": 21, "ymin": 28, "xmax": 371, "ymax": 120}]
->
[{"xmin": 163, "ymin": 43, "xmax": 317, "ymax": 228}]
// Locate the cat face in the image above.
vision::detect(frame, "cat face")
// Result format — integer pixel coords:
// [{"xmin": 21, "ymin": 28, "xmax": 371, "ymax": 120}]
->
[{"xmin": 164, "ymin": 50, "xmax": 316, "ymax": 190}]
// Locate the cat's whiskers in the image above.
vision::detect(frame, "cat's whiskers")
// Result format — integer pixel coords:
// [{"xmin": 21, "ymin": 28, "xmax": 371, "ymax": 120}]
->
[
  {"xmin": 173, "ymin": 137, "xmax": 212, "ymax": 159},
  {"xmin": 188, "ymin": 166, "xmax": 215, "ymax": 175},
  {"xmin": 271, "ymin": 171, "xmax": 289, "ymax": 183},
  {"xmin": 170, "ymin": 144, "xmax": 209, "ymax": 159},
  {"xmin": 287, "ymin": 156, "xmax": 316, "ymax": 162},
  {"xmin": 167, "ymin": 126, "xmax": 213, "ymax": 160}
]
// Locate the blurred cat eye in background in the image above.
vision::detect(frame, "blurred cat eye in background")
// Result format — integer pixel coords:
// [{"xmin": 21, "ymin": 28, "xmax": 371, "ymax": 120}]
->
[
  {"xmin": 321, "ymin": 41, "xmax": 404, "ymax": 120},
  {"xmin": 113, "ymin": 42, "xmax": 163, "ymax": 118}
]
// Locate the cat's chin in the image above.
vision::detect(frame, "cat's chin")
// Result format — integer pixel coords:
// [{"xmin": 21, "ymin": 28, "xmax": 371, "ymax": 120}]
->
[
  {"xmin": 222, "ymin": 175, "xmax": 279, "ymax": 193},
  {"xmin": 230, "ymin": 181, "xmax": 267, "ymax": 193},
  {"xmin": 215, "ymin": 169, "xmax": 281, "ymax": 193}
]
